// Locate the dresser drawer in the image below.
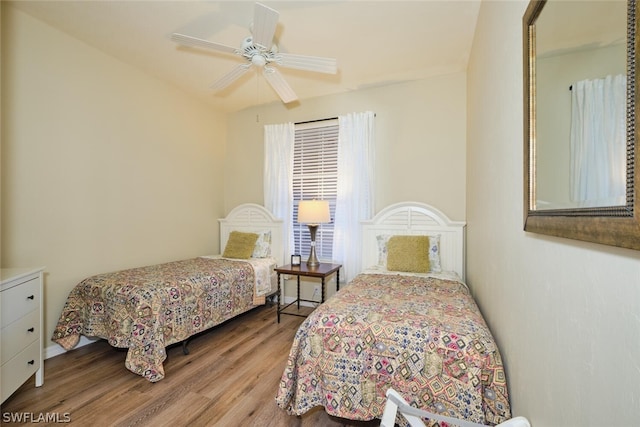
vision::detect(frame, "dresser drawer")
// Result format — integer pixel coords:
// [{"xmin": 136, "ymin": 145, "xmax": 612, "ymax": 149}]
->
[
  {"xmin": 1, "ymin": 276, "xmax": 40, "ymax": 326},
  {"xmin": 1, "ymin": 339, "xmax": 40, "ymax": 403},
  {"xmin": 1, "ymin": 310, "xmax": 40, "ymax": 363}
]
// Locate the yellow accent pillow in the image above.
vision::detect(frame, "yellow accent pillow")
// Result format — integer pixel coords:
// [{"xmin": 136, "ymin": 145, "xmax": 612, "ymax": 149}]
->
[
  {"xmin": 386, "ymin": 235, "xmax": 431, "ymax": 273},
  {"xmin": 222, "ymin": 231, "xmax": 259, "ymax": 259}
]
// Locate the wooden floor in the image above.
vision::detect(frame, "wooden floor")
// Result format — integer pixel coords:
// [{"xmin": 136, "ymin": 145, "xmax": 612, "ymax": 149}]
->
[{"xmin": 1, "ymin": 305, "xmax": 380, "ymax": 427}]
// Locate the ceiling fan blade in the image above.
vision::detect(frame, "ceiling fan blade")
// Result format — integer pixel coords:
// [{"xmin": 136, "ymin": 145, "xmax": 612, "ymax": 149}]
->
[
  {"xmin": 252, "ymin": 3, "xmax": 279, "ymax": 49},
  {"xmin": 171, "ymin": 33, "xmax": 237, "ymax": 54},
  {"xmin": 276, "ymin": 53, "xmax": 337, "ymax": 74},
  {"xmin": 263, "ymin": 67, "xmax": 298, "ymax": 104},
  {"xmin": 211, "ymin": 64, "xmax": 252, "ymax": 92}
]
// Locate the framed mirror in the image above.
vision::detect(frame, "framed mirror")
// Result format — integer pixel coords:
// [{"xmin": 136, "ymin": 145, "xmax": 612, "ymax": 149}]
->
[{"xmin": 523, "ymin": 0, "xmax": 640, "ymax": 250}]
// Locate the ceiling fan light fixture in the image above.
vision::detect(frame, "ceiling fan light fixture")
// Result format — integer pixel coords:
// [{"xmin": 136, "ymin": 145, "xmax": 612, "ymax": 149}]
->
[
  {"xmin": 171, "ymin": 2, "xmax": 337, "ymax": 105},
  {"xmin": 252, "ymin": 54, "xmax": 267, "ymax": 67}
]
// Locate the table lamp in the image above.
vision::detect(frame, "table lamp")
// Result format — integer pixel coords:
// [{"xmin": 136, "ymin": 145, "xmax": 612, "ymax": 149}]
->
[{"xmin": 297, "ymin": 200, "xmax": 330, "ymax": 267}]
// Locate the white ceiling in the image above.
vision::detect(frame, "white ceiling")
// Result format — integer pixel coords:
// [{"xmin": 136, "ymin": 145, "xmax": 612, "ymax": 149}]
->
[{"xmin": 8, "ymin": 0, "xmax": 481, "ymax": 113}]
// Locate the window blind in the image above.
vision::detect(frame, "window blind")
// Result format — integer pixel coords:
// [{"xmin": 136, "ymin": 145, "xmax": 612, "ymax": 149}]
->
[{"xmin": 293, "ymin": 120, "xmax": 338, "ymax": 260}]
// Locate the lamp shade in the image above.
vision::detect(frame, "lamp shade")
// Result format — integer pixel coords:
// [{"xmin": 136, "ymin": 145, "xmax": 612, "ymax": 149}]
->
[{"xmin": 297, "ymin": 200, "xmax": 330, "ymax": 224}]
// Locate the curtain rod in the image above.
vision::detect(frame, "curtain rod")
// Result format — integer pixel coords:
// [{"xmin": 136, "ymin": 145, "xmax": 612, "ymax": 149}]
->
[
  {"xmin": 295, "ymin": 117, "xmax": 338, "ymax": 125},
  {"xmin": 295, "ymin": 113, "xmax": 377, "ymax": 125}
]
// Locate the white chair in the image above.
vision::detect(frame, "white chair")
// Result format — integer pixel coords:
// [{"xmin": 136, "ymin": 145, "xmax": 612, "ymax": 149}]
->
[{"xmin": 380, "ymin": 388, "xmax": 531, "ymax": 427}]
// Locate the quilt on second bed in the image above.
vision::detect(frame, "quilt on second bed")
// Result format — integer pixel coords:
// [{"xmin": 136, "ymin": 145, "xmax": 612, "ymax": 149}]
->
[
  {"xmin": 276, "ymin": 273, "xmax": 511, "ymax": 425},
  {"xmin": 52, "ymin": 257, "xmax": 265, "ymax": 382}
]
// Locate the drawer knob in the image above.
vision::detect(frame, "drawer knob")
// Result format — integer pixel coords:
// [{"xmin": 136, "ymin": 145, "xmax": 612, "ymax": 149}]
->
[
  {"xmin": 28, "ymin": 327, "xmax": 35, "ymax": 333},
  {"xmin": 27, "ymin": 295, "xmax": 35, "ymax": 300},
  {"xmin": 28, "ymin": 360, "xmax": 35, "ymax": 365}
]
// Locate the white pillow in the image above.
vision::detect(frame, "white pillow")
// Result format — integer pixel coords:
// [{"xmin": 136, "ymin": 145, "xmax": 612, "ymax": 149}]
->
[
  {"xmin": 376, "ymin": 233, "xmax": 441, "ymax": 272},
  {"xmin": 251, "ymin": 230, "xmax": 272, "ymax": 258}
]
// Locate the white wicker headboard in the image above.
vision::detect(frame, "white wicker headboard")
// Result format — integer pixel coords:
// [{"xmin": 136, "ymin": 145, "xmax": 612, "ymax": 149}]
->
[
  {"xmin": 361, "ymin": 202, "xmax": 466, "ymax": 280},
  {"xmin": 218, "ymin": 204, "xmax": 284, "ymax": 266}
]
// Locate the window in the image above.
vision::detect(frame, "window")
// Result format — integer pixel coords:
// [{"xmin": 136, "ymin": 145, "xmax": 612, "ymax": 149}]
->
[
  {"xmin": 264, "ymin": 111, "xmax": 374, "ymax": 278},
  {"xmin": 292, "ymin": 120, "xmax": 338, "ymax": 261}
]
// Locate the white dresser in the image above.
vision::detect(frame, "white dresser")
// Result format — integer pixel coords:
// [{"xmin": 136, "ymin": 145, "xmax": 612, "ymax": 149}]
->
[{"xmin": 1, "ymin": 267, "xmax": 45, "ymax": 404}]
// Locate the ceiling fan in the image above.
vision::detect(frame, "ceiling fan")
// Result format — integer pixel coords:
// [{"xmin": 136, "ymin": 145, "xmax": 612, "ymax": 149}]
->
[{"xmin": 171, "ymin": 2, "xmax": 337, "ymax": 104}]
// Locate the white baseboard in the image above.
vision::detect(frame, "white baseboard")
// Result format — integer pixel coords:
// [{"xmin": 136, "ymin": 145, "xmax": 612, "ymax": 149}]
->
[{"xmin": 45, "ymin": 336, "xmax": 99, "ymax": 360}]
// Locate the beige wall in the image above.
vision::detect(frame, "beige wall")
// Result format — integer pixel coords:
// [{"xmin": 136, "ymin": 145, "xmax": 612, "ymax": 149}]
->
[
  {"xmin": 225, "ymin": 73, "xmax": 467, "ymax": 221},
  {"xmin": 1, "ymin": 6, "xmax": 227, "ymax": 350},
  {"xmin": 467, "ymin": 1, "xmax": 640, "ymax": 426}
]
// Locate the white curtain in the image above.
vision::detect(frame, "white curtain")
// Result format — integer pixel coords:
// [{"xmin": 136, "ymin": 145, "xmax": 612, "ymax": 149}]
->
[
  {"xmin": 570, "ymin": 74, "xmax": 627, "ymax": 206},
  {"xmin": 263, "ymin": 123, "xmax": 295, "ymax": 262},
  {"xmin": 333, "ymin": 111, "xmax": 375, "ymax": 282}
]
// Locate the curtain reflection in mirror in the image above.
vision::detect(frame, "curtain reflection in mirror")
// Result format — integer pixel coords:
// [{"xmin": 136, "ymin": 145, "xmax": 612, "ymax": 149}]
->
[{"xmin": 570, "ymin": 74, "xmax": 627, "ymax": 207}]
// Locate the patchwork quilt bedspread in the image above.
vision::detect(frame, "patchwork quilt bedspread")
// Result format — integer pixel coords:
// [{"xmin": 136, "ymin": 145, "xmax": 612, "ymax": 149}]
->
[
  {"xmin": 52, "ymin": 257, "xmax": 257, "ymax": 382},
  {"xmin": 275, "ymin": 273, "xmax": 511, "ymax": 425}
]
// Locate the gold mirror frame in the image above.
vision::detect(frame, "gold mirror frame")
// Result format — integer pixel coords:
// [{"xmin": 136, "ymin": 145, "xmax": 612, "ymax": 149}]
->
[{"xmin": 523, "ymin": 0, "xmax": 640, "ymax": 250}]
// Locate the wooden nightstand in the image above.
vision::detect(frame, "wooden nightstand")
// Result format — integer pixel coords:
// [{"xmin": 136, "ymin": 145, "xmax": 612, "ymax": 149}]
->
[{"xmin": 275, "ymin": 263, "xmax": 341, "ymax": 323}]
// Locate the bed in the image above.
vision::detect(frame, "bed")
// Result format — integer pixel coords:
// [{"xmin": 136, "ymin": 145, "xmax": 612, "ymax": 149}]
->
[
  {"xmin": 275, "ymin": 202, "xmax": 511, "ymax": 426},
  {"xmin": 51, "ymin": 203, "xmax": 283, "ymax": 382}
]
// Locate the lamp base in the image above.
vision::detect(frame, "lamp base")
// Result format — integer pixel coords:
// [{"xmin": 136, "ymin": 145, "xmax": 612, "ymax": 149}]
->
[
  {"xmin": 306, "ymin": 224, "xmax": 320, "ymax": 267},
  {"xmin": 306, "ymin": 248, "xmax": 320, "ymax": 267}
]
